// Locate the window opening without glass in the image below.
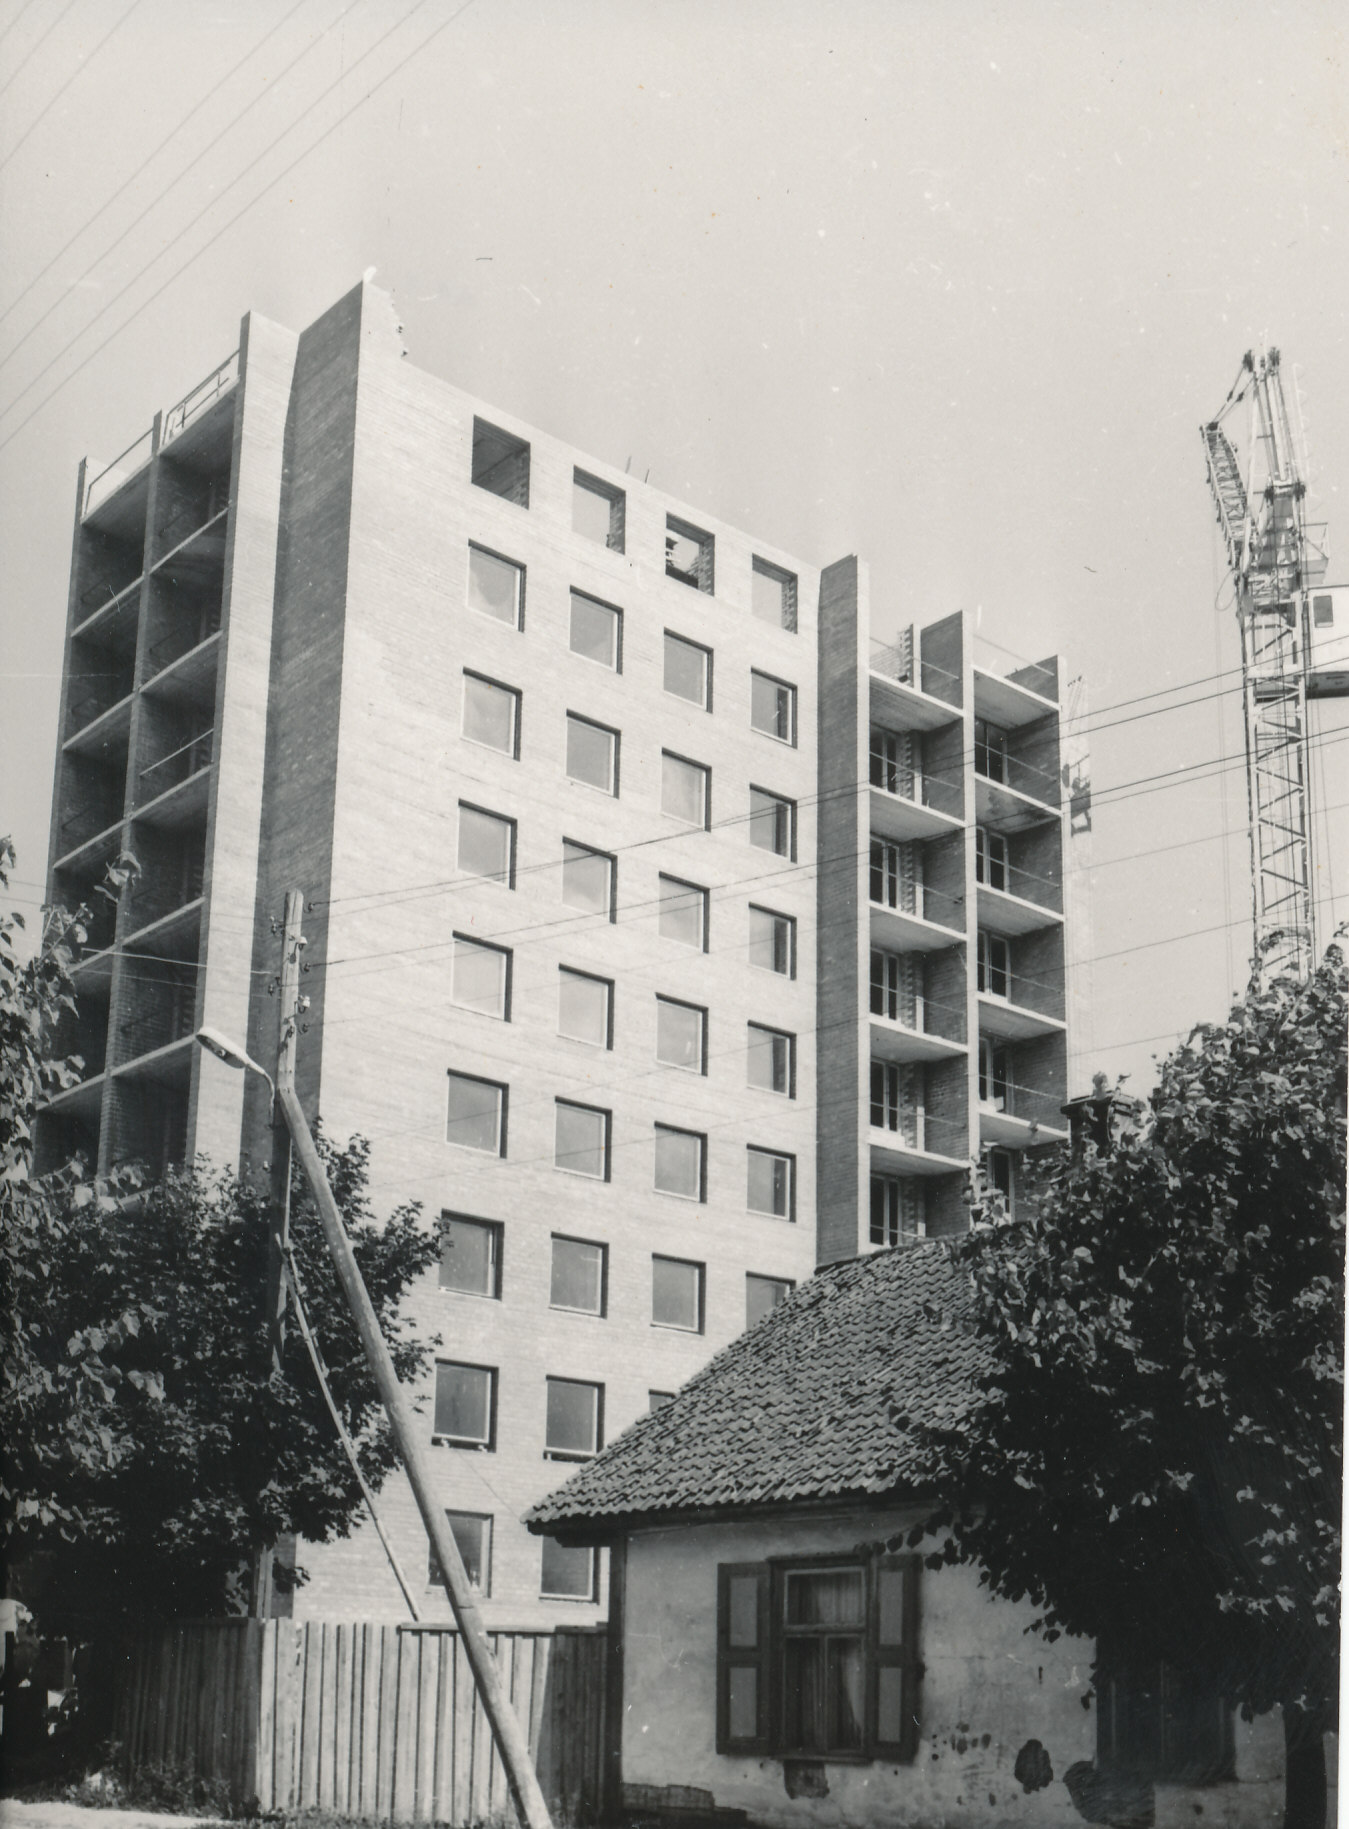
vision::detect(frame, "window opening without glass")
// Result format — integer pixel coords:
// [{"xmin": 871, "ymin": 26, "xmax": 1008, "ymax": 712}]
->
[
  {"xmin": 451, "ymin": 936, "xmax": 510, "ymax": 1019},
  {"xmin": 658, "ymin": 875, "xmax": 708, "ymax": 949},
  {"xmin": 550, "ymin": 1235, "xmax": 606, "ymax": 1316},
  {"xmin": 467, "ymin": 544, "xmax": 524, "ymax": 628},
  {"xmin": 572, "ymin": 468, "xmax": 625, "ymax": 551},
  {"xmin": 554, "ymin": 1100, "xmax": 610, "ymax": 1179},
  {"xmin": 747, "ymin": 1024, "xmax": 794, "ymax": 1096},
  {"xmin": 439, "ymin": 1215, "xmax": 502, "ymax": 1298},
  {"xmin": 749, "ymin": 788, "xmax": 794, "ymax": 858},
  {"xmin": 746, "ymin": 1272, "xmax": 793, "ymax": 1329},
  {"xmin": 558, "ymin": 968, "xmax": 613, "ymax": 1048},
  {"xmin": 747, "ymin": 1147, "xmax": 794, "ymax": 1220},
  {"xmin": 545, "ymin": 1376, "xmax": 602, "ymax": 1459},
  {"xmin": 751, "ymin": 557, "xmax": 798, "ymax": 630},
  {"xmin": 471, "ymin": 417, "xmax": 530, "ymax": 506},
  {"xmin": 457, "ymin": 803, "xmax": 515, "ymax": 885},
  {"xmin": 566, "ymin": 713, "xmax": 618, "ymax": 794},
  {"xmin": 446, "ymin": 1073, "xmax": 506, "ymax": 1155},
  {"xmin": 429, "ymin": 1512, "xmax": 491, "ymax": 1595},
  {"xmin": 561, "ymin": 840, "xmax": 614, "ymax": 918},
  {"xmin": 541, "ymin": 1536, "xmax": 597, "ymax": 1601},
  {"xmin": 569, "ymin": 591, "xmax": 622, "ymax": 669},
  {"xmin": 665, "ymin": 514, "xmax": 714, "ymax": 592},
  {"xmin": 433, "ymin": 1360, "xmax": 495, "ymax": 1448},
  {"xmin": 751, "ymin": 672, "xmax": 796, "ymax": 744},
  {"xmin": 462, "ymin": 671, "xmax": 520, "ymax": 755},
  {"xmin": 749, "ymin": 906, "xmax": 795, "ymax": 976},
  {"xmin": 662, "ymin": 751, "xmax": 710, "ymax": 827},
  {"xmin": 664, "ymin": 631, "xmax": 712, "ymax": 707},
  {"xmin": 654, "ymin": 1124, "xmax": 706, "ymax": 1200},
  {"xmin": 652, "ymin": 1254, "xmax": 704, "ymax": 1331},
  {"xmin": 655, "ymin": 996, "xmax": 706, "ymax": 1071}
]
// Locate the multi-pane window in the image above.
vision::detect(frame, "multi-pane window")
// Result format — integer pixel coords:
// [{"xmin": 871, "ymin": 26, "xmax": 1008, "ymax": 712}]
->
[
  {"xmin": 869, "ymin": 837, "xmax": 918, "ymax": 913},
  {"xmin": 433, "ymin": 1361, "xmax": 495, "ymax": 1448},
  {"xmin": 978, "ymin": 1036, "xmax": 1009, "ymax": 1109},
  {"xmin": 747, "ymin": 1024, "xmax": 794, "ymax": 1096},
  {"xmin": 540, "ymin": 1536, "xmax": 597, "ymax": 1601},
  {"xmin": 1095, "ymin": 1657, "xmax": 1234, "ymax": 1784},
  {"xmin": 572, "ymin": 468, "xmax": 625, "ymax": 551},
  {"xmin": 558, "ymin": 968, "xmax": 613, "ymax": 1048},
  {"xmin": 654, "ymin": 1124, "xmax": 706, "ymax": 1201},
  {"xmin": 429, "ymin": 1512, "xmax": 492, "ymax": 1594},
  {"xmin": 554, "ymin": 1100, "xmax": 610, "ymax": 1179},
  {"xmin": 662, "ymin": 751, "xmax": 710, "ymax": 827},
  {"xmin": 869, "ymin": 727, "xmax": 914, "ymax": 796},
  {"xmin": 446, "ymin": 1073, "xmax": 506, "ymax": 1154},
  {"xmin": 550, "ymin": 1236, "xmax": 606, "ymax": 1316},
  {"xmin": 462, "ymin": 671, "xmax": 520, "ymax": 755},
  {"xmin": 870, "ymin": 1175, "xmax": 920, "ymax": 1246},
  {"xmin": 665, "ymin": 514, "xmax": 714, "ymax": 592},
  {"xmin": 569, "ymin": 591, "xmax": 622, "ymax": 669},
  {"xmin": 664, "ymin": 631, "xmax": 712, "ymax": 707},
  {"xmin": 870, "ymin": 949, "xmax": 921, "ymax": 1027},
  {"xmin": 655, "ymin": 996, "xmax": 706, "ymax": 1072},
  {"xmin": 566, "ymin": 714, "xmax": 619, "ymax": 794},
  {"xmin": 870, "ymin": 1060, "xmax": 910, "ymax": 1134},
  {"xmin": 652, "ymin": 1255, "xmax": 704, "ymax": 1332},
  {"xmin": 471, "ymin": 417, "xmax": 530, "ymax": 506},
  {"xmin": 452, "ymin": 936, "xmax": 510, "ymax": 1019},
  {"xmin": 467, "ymin": 544, "xmax": 524, "ymax": 628},
  {"xmin": 561, "ymin": 840, "xmax": 614, "ymax": 918},
  {"xmin": 975, "ymin": 826, "xmax": 1008, "ymax": 892},
  {"xmin": 750, "ymin": 672, "xmax": 796, "ymax": 744},
  {"xmin": 974, "ymin": 717, "xmax": 1008, "ymax": 783},
  {"xmin": 748, "ymin": 788, "xmax": 794, "ymax": 858},
  {"xmin": 457, "ymin": 803, "xmax": 515, "ymax": 885},
  {"xmin": 747, "ymin": 1147, "xmax": 794, "ymax": 1220},
  {"xmin": 977, "ymin": 930, "xmax": 1011, "ymax": 999},
  {"xmin": 748, "ymin": 906, "xmax": 795, "ymax": 977},
  {"xmin": 545, "ymin": 1376, "xmax": 602, "ymax": 1458},
  {"xmin": 439, "ymin": 1215, "xmax": 502, "ymax": 1298},
  {"xmin": 745, "ymin": 1272, "xmax": 793, "ymax": 1329},
  {"xmin": 751, "ymin": 556, "xmax": 798, "ymax": 631},
  {"xmin": 658, "ymin": 874, "xmax": 708, "ymax": 949}
]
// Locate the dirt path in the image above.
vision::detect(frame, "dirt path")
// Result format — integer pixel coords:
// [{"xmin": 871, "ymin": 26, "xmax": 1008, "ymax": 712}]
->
[{"xmin": 0, "ymin": 1802, "xmax": 214, "ymax": 1829}]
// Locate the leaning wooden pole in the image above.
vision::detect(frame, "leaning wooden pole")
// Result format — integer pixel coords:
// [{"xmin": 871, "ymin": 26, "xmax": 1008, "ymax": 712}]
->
[{"xmin": 276, "ymin": 1082, "xmax": 554, "ymax": 1829}]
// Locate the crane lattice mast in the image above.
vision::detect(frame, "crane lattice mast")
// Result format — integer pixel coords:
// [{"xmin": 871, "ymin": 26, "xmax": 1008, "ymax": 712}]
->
[{"xmin": 1202, "ymin": 348, "xmax": 1330, "ymax": 984}]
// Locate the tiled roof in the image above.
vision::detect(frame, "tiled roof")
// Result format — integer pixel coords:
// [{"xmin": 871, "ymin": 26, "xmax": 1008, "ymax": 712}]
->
[{"xmin": 526, "ymin": 1242, "xmax": 987, "ymax": 1536}]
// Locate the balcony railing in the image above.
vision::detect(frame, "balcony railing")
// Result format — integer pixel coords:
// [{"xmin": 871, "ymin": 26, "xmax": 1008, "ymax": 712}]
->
[
  {"xmin": 83, "ymin": 429, "xmax": 154, "ymax": 519},
  {"xmin": 137, "ymin": 730, "xmax": 213, "ymax": 800},
  {"xmin": 161, "ymin": 350, "xmax": 239, "ymax": 447},
  {"xmin": 82, "ymin": 348, "xmax": 239, "ymax": 518}
]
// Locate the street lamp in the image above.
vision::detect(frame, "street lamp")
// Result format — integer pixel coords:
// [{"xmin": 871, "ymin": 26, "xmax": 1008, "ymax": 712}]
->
[{"xmin": 195, "ymin": 1026, "xmax": 275, "ymax": 1109}]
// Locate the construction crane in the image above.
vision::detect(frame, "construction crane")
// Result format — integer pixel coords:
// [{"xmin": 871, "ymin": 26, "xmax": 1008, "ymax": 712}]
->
[{"xmin": 1202, "ymin": 348, "xmax": 1347, "ymax": 984}]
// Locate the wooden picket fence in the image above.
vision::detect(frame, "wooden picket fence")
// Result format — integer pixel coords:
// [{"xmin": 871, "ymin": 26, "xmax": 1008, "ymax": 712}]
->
[{"xmin": 118, "ymin": 1618, "xmax": 609, "ymax": 1823}]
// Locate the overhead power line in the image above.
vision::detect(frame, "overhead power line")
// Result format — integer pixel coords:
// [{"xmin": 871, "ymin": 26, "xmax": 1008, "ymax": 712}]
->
[
  {"xmin": 0, "ymin": 0, "xmax": 143, "ymax": 173},
  {"xmin": 0, "ymin": 0, "xmax": 78, "ymax": 106}
]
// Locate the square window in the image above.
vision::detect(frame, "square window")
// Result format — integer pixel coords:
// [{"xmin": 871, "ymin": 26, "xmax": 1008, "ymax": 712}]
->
[
  {"xmin": 451, "ymin": 936, "xmax": 510, "ymax": 1019},
  {"xmin": 569, "ymin": 591, "xmax": 622, "ymax": 669},
  {"xmin": 746, "ymin": 1272, "xmax": 793, "ymax": 1329},
  {"xmin": 573, "ymin": 469, "xmax": 625, "ymax": 552},
  {"xmin": 439, "ymin": 1215, "xmax": 502, "ymax": 1298},
  {"xmin": 658, "ymin": 875, "xmax": 708, "ymax": 950},
  {"xmin": 665, "ymin": 514, "xmax": 714, "ymax": 592},
  {"xmin": 433, "ymin": 1361, "xmax": 495, "ymax": 1447},
  {"xmin": 747, "ymin": 1024, "xmax": 794, "ymax": 1096},
  {"xmin": 540, "ymin": 1535, "xmax": 597, "ymax": 1600},
  {"xmin": 545, "ymin": 1376, "xmax": 602, "ymax": 1458},
  {"xmin": 655, "ymin": 996, "xmax": 706, "ymax": 1072},
  {"xmin": 566, "ymin": 713, "xmax": 618, "ymax": 794},
  {"xmin": 748, "ymin": 906, "xmax": 795, "ymax": 976},
  {"xmin": 750, "ymin": 671, "xmax": 796, "ymax": 744},
  {"xmin": 558, "ymin": 968, "xmax": 613, "ymax": 1048},
  {"xmin": 462, "ymin": 671, "xmax": 520, "ymax": 755},
  {"xmin": 751, "ymin": 557, "xmax": 798, "ymax": 630},
  {"xmin": 446, "ymin": 1072, "xmax": 506, "ymax": 1154},
  {"xmin": 555, "ymin": 1100, "xmax": 610, "ymax": 1179},
  {"xmin": 662, "ymin": 751, "xmax": 710, "ymax": 827},
  {"xmin": 561, "ymin": 840, "xmax": 615, "ymax": 918},
  {"xmin": 749, "ymin": 788, "xmax": 794, "ymax": 858},
  {"xmin": 747, "ymin": 1147, "xmax": 794, "ymax": 1220},
  {"xmin": 550, "ymin": 1235, "xmax": 606, "ymax": 1315},
  {"xmin": 472, "ymin": 417, "xmax": 530, "ymax": 506},
  {"xmin": 457, "ymin": 804, "xmax": 515, "ymax": 885},
  {"xmin": 649, "ymin": 1390, "xmax": 674, "ymax": 1412},
  {"xmin": 664, "ymin": 631, "xmax": 712, "ymax": 707},
  {"xmin": 467, "ymin": 544, "xmax": 524, "ymax": 628},
  {"xmin": 429, "ymin": 1511, "xmax": 492, "ymax": 1594},
  {"xmin": 652, "ymin": 1254, "xmax": 704, "ymax": 1331},
  {"xmin": 654, "ymin": 1124, "xmax": 706, "ymax": 1201}
]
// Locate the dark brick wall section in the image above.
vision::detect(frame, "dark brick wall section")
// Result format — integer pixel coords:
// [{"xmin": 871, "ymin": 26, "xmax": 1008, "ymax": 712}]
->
[
  {"xmin": 922, "ymin": 830, "xmax": 967, "ymax": 933},
  {"xmin": 924, "ymin": 1175, "xmax": 968, "ymax": 1237},
  {"xmin": 816, "ymin": 556, "xmax": 863, "ymax": 1265},
  {"xmin": 922, "ymin": 717, "xmax": 965, "ymax": 820},
  {"xmin": 919, "ymin": 612, "xmax": 964, "ymax": 707},
  {"xmin": 924, "ymin": 1055, "xmax": 968, "ymax": 1161},
  {"xmin": 1009, "ymin": 653, "xmax": 1059, "ymax": 701},
  {"xmin": 1012, "ymin": 924, "xmax": 1066, "ymax": 1022},
  {"xmin": 1011, "ymin": 1030, "xmax": 1067, "ymax": 1127},
  {"xmin": 1008, "ymin": 711, "xmax": 1062, "ymax": 809},
  {"xmin": 923, "ymin": 944, "xmax": 967, "ymax": 1044},
  {"xmin": 1008, "ymin": 821, "xmax": 1063, "ymax": 910}
]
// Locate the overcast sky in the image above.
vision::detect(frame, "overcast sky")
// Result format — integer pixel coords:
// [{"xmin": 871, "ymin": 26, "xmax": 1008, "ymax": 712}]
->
[{"xmin": 2, "ymin": 0, "xmax": 1346, "ymax": 1096}]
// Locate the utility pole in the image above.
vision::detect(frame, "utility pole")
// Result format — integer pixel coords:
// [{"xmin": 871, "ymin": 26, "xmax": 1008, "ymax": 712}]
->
[
  {"xmin": 266, "ymin": 890, "xmax": 304, "ymax": 1368},
  {"xmin": 266, "ymin": 891, "xmax": 553, "ymax": 1829}
]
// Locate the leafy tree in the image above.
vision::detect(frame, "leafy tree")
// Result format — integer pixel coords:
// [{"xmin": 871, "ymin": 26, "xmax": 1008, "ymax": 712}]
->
[
  {"xmin": 1, "ymin": 841, "xmax": 443, "ymax": 1625},
  {"xmin": 915, "ymin": 946, "xmax": 1346, "ymax": 1829}
]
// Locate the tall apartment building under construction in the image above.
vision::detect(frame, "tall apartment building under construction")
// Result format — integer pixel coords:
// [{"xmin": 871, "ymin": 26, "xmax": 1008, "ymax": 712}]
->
[{"xmin": 39, "ymin": 279, "xmax": 1078, "ymax": 1625}]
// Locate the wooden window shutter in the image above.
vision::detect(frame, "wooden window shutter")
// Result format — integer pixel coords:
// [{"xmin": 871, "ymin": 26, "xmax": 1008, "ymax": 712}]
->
[
  {"xmin": 872, "ymin": 1554, "xmax": 921, "ymax": 1761},
  {"xmin": 716, "ymin": 1562, "xmax": 771, "ymax": 1754}
]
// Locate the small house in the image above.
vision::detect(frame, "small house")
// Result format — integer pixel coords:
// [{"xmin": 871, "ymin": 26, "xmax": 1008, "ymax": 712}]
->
[{"xmin": 526, "ymin": 1243, "xmax": 1291, "ymax": 1829}]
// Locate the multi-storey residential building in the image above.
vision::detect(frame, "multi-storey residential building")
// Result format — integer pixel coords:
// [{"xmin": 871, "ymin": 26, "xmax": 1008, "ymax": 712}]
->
[{"xmin": 37, "ymin": 279, "xmax": 1072, "ymax": 1627}]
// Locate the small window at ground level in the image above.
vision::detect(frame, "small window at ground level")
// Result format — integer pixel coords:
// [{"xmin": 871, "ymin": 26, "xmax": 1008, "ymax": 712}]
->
[
  {"xmin": 545, "ymin": 1377, "xmax": 602, "ymax": 1458},
  {"xmin": 749, "ymin": 906, "xmax": 795, "ymax": 976},
  {"xmin": 429, "ymin": 1511, "xmax": 492, "ymax": 1595},
  {"xmin": 745, "ymin": 1273, "xmax": 794, "ymax": 1329},
  {"xmin": 666, "ymin": 515, "xmax": 714, "ymax": 592},
  {"xmin": 439, "ymin": 1215, "xmax": 502, "ymax": 1297},
  {"xmin": 750, "ymin": 671, "xmax": 796, "ymax": 744},
  {"xmin": 472, "ymin": 417, "xmax": 530, "ymax": 506},
  {"xmin": 569, "ymin": 591, "xmax": 622, "ymax": 669},
  {"xmin": 573, "ymin": 469, "xmax": 625, "ymax": 552},
  {"xmin": 467, "ymin": 545, "xmax": 524, "ymax": 627},
  {"xmin": 561, "ymin": 840, "xmax": 615, "ymax": 918},
  {"xmin": 747, "ymin": 1147, "xmax": 794, "ymax": 1220},
  {"xmin": 652, "ymin": 1254, "xmax": 704, "ymax": 1331},
  {"xmin": 433, "ymin": 1361, "xmax": 495, "ymax": 1448},
  {"xmin": 751, "ymin": 558, "xmax": 798, "ymax": 631},
  {"xmin": 541, "ymin": 1536, "xmax": 597, "ymax": 1601},
  {"xmin": 748, "ymin": 788, "xmax": 795, "ymax": 858},
  {"xmin": 550, "ymin": 1235, "xmax": 606, "ymax": 1316},
  {"xmin": 664, "ymin": 631, "xmax": 712, "ymax": 707},
  {"xmin": 446, "ymin": 1073, "xmax": 506, "ymax": 1154}
]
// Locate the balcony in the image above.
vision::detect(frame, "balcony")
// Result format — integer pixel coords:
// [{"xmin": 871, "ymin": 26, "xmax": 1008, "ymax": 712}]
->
[
  {"xmin": 978, "ymin": 1074, "xmax": 1069, "ymax": 1148},
  {"xmin": 973, "ymin": 664, "xmax": 1058, "ymax": 726},
  {"xmin": 869, "ymin": 777, "xmax": 963, "ymax": 845},
  {"xmin": 133, "ymin": 730, "xmax": 213, "ymax": 830},
  {"xmin": 869, "ymin": 1010, "xmax": 966, "ymax": 1065},
  {"xmin": 976, "ymin": 879, "xmax": 1063, "ymax": 937},
  {"xmin": 869, "ymin": 1110, "xmax": 968, "ymax": 1178},
  {"xmin": 63, "ymin": 690, "xmax": 133, "ymax": 758},
  {"xmin": 869, "ymin": 900, "xmax": 963, "ymax": 955},
  {"xmin": 977, "ymin": 990, "xmax": 1065, "ymax": 1043},
  {"xmin": 869, "ymin": 638, "xmax": 962, "ymax": 732},
  {"xmin": 143, "ymin": 631, "xmax": 220, "ymax": 706}
]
